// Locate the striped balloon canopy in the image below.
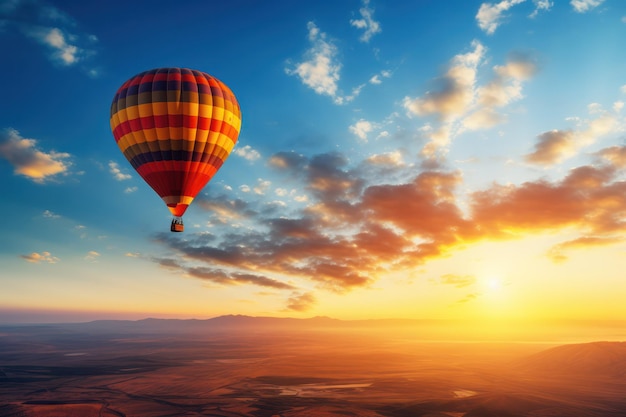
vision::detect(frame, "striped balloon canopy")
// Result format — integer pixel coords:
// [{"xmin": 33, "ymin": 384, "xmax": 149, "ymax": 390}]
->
[{"xmin": 110, "ymin": 68, "xmax": 241, "ymax": 224}]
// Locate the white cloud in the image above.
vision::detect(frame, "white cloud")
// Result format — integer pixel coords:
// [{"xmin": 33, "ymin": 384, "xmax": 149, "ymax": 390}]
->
[
  {"xmin": 275, "ymin": 188, "xmax": 289, "ymax": 197},
  {"xmin": 369, "ymin": 69, "xmax": 391, "ymax": 85},
  {"xmin": 234, "ymin": 144, "xmax": 261, "ymax": 161},
  {"xmin": 0, "ymin": 128, "xmax": 71, "ymax": 182},
  {"xmin": 43, "ymin": 210, "xmax": 60, "ymax": 219},
  {"xmin": 476, "ymin": 0, "xmax": 526, "ymax": 35},
  {"xmin": 529, "ymin": 0, "xmax": 553, "ymax": 18},
  {"xmin": 570, "ymin": 0, "xmax": 604, "ymax": 13},
  {"xmin": 21, "ymin": 251, "xmax": 59, "ymax": 264},
  {"xmin": 285, "ymin": 22, "xmax": 341, "ymax": 101},
  {"xmin": 109, "ymin": 161, "xmax": 131, "ymax": 181},
  {"xmin": 349, "ymin": 119, "xmax": 375, "ymax": 142},
  {"xmin": 21, "ymin": 26, "xmax": 81, "ymax": 66},
  {"xmin": 239, "ymin": 184, "xmax": 251, "ymax": 193},
  {"xmin": 350, "ymin": 0, "xmax": 381, "ymax": 42},
  {"xmin": 253, "ymin": 178, "xmax": 271, "ymax": 195},
  {"xmin": 124, "ymin": 186, "xmax": 138, "ymax": 194},
  {"xmin": 2, "ymin": 0, "xmax": 98, "ymax": 72},
  {"xmin": 620, "ymin": 85, "xmax": 626, "ymax": 94}
]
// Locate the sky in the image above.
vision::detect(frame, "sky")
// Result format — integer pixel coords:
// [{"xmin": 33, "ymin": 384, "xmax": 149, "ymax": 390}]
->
[{"xmin": 1, "ymin": 0, "xmax": 626, "ymax": 325}]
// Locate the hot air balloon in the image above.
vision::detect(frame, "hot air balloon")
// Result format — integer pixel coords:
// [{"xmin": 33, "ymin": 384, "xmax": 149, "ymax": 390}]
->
[{"xmin": 110, "ymin": 68, "xmax": 242, "ymax": 232}]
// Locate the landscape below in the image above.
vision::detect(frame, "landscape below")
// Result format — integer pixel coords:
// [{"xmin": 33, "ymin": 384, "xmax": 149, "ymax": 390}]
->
[{"xmin": 1, "ymin": 315, "xmax": 626, "ymax": 417}]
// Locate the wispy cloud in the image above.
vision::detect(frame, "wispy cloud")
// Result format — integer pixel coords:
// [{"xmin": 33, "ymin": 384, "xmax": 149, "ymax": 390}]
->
[
  {"xmin": 108, "ymin": 161, "xmax": 131, "ymax": 181},
  {"xmin": 43, "ymin": 209, "xmax": 60, "ymax": 219},
  {"xmin": 350, "ymin": 0, "xmax": 381, "ymax": 42},
  {"xmin": 440, "ymin": 274, "xmax": 476, "ymax": 288},
  {"xmin": 546, "ymin": 236, "xmax": 623, "ymax": 263},
  {"xmin": 570, "ymin": 0, "xmax": 604, "ymax": 13},
  {"xmin": 0, "ymin": 128, "xmax": 71, "ymax": 182},
  {"xmin": 404, "ymin": 43, "xmax": 538, "ymax": 157},
  {"xmin": 0, "ymin": 0, "xmax": 99, "ymax": 74},
  {"xmin": 21, "ymin": 251, "xmax": 59, "ymax": 263},
  {"xmin": 476, "ymin": 0, "xmax": 526, "ymax": 35},
  {"xmin": 529, "ymin": 0, "xmax": 553, "ymax": 18},
  {"xmin": 369, "ymin": 70, "xmax": 391, "ymax": 85}
]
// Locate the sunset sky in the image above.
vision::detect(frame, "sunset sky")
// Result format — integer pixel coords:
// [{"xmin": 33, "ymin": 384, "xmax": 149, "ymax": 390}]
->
[{"xmin": 1, "ymin": 0, "xmax": 626, "ymax": 324}]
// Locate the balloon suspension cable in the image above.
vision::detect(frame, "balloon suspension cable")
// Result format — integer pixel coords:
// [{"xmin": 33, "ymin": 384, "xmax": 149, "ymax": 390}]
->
[{"xmin": 170, "ymin": 216, "xmax": 184, "ymax": 233}]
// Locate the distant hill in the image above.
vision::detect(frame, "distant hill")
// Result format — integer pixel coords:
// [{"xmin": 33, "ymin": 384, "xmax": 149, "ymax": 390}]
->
[
  {"xmin": 25, "ymin": 314, "xmax": 454, "ymax": 334},
  {"xmin": 515, "ymin": 341, "xmax": 626, "ymax": 377}
]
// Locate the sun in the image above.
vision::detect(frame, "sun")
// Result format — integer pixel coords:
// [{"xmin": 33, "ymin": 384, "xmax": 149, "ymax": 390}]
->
[{"xmin": 487, "ymin": 277, "xmax": 502, "ymax": 291}]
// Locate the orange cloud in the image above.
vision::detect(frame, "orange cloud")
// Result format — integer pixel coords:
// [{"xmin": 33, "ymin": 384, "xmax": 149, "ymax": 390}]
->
[
  {"xmin": 154, "ymin": 145, "xmax": 626, "ymax": 309},
  {"xmin": 20, "ymin": 251, "xmax": 59, "ymax": 264},
  {"xmin": 0, "ymin": 128, "xmax": 71, "ymax": 182},
  {"xmin": 546, "ymin": 236, "xmax": 624, "ymax": 263}
]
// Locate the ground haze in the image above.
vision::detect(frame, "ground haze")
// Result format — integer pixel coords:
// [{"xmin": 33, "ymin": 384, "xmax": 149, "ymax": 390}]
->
[{"xmin": 1, "ymin": 316, "xmax": 626, "ymax": 416}]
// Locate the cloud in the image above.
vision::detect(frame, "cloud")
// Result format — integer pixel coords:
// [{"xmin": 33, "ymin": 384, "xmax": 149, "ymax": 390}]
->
[
  {"xmin": 440, "ymin": 274, "xmax": 476, "ymax": 288},
  {"xmin": 470, "ymin": 163, "xmax": 626, "ymax": 238},
  {"xmin": 20, "ymin": 251, "xmax": 59, "ymax": 263},
  {"xmin": 285, "ymin": 292, "xmax": 316, "ymax": 312},
  {"xmin": 404, "ymin": 41, "xmax": 485, "ymax": 122},
  {"xmin": 285, "ymin": 22, "xmax": 341, "ymax": 101},
  {"xmin": 529, "ymin": 0, "xmax": 553, "ymax": 18},
  {"xmin": 108, "ymin": 161, "xmax": 131, "ymax": 181},
  {"xmin": 0, "ymin": 128, "xmax": 71, "ymax": 182},
  {"xmin": 185, "ymin": 266, "xmax": 298, "ymax": 290},
  {"xmin": 570, "ymin": 0, "xmax": 604, "ymax": 13},
  {"xmin": 369, "ymin": 70, "xmax": 392, "ymax": 85},
  {"xmin": 350, "ymin": 0, "xmax": 381, "ymax": 42},
  {"xmin": 124, "ymin": 186, "xmax": 138, "ymax": 194},
  {"xmin": 525, "ymin": 105, "xmax": 620, "ymax": 165},
  {"xmin": 1, "ymin": 0, "xmax": 98, "ymax": 72},
  {"xmin": 546, "ymin": 236, "xmax": 624, "ymax": 263},
  {"xmin": 24, "ymin": 26, "xmax": 79, "ymax": 65},
  {"xmin": 84, "ymin": 251, "xmax": 100, "ymax": 262},
  {"xmin": 43, "ymin": 209, "xmax": 60, "ymax": 219},
  {"xmin": 286, "ymin": 21, "xmax": 376, "ymax": 104},
  {"xmin": 524, "ymin": 129, "xmax": 577, "ymax": 165},
  {"xmin": 253, "ymin": 178, "xmax": 272, "ymax": 195},
  {"xmin": 152, "ymin": 143, "xmax": 626, "ymax": 306},
  {"xmin": 457, "ymin": 293, "xmax": 480, "ymax": 304},
  {"xmin": 596, "ymin": 146, "xmax": 626, "ymax": 168},
  {"xmin": 349, "ymin": 119, "xmax": 375, "ymax": 142},
  {"xmin": 476, "ymin": 0, "xmax": 526, "ymax": 35},
  {"xmin": 234, "ymin": 145, "xmax": 261, "ymax": 161},
  {"xmin": 365, "ymin": 151, "xmax": 405, "ymax": 167},
  {"xmin": 403, "ymin": 42, "xmax": 537, "ymax": 156}
]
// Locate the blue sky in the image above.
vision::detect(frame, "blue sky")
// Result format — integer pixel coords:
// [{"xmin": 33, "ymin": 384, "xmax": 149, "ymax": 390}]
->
[{"xmin": 1, "ymin": 0, "xmax": 626, "ymax": 323}]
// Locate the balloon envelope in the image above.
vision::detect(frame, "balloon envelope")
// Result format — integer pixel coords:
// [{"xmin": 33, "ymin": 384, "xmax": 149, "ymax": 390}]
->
[{"xmin": 110, "ymin": 67, "xmax": 241, "ymax": 217}]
